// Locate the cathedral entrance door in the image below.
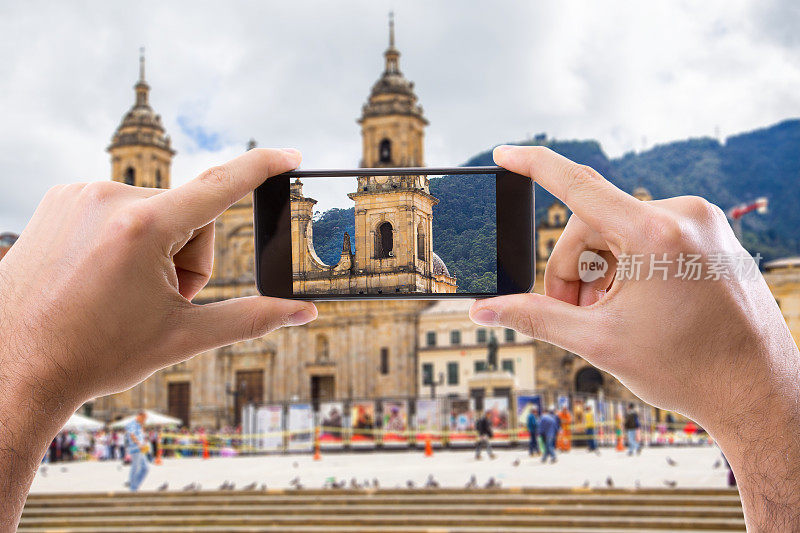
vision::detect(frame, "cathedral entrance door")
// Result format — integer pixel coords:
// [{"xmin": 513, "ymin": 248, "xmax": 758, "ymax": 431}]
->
[
  {"xmin": 310, "ymin": 375, "xmax": 335, "ymax": 410},
  {"xmin": 234, "ymin": 370, "xmax": 264, "ymax": 427},
  {"xmin": 167, "ymin": 381, "xmax": 190, "ymax": 429}
]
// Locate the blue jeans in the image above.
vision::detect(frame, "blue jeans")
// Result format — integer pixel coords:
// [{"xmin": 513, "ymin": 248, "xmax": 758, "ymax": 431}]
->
[
  {"xmin": 129, "ymin": 452, "xmax": 149, "ymax": 491},
  {"xmin": 528, "ymin": 432, "xmax": 539, "ymax": 455},
  {"xmin": 542, "ymin": 434, "xmax": 556, "ymax": 462},
  {"xmin": 626, "ymin": 429, "xmax": 639, "ymax": 455},
  {"xmin": 586, "ymin": 428, "xmax": 597, "ymax": 451}
]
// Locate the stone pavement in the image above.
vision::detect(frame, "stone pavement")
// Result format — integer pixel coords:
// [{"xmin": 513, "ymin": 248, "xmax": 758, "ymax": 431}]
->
[{"xmin": 30, "ymin": 445, "xmax": 730, "ymax": 493}]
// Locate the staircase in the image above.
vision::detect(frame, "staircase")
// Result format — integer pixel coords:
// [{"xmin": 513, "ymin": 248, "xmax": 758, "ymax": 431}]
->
[{"xmin": 20, "ymin": 487, "xmax": 745, "ymax": 532}]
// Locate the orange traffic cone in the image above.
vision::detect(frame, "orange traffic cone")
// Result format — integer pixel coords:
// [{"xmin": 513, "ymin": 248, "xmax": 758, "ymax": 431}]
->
[
  {"xmin": 154, "ymin": 447, "xmax": 163, "ymax": 465},
  {"xmin": 424, "ymin": 434, "xmax": 433, "ymax": 457},
  {"xmin": 313, "ymin": 427, "xmax": 321, "ymax": 461},
  {"xmin": 202, "ymin": 436, "xmax": 210, "ymax": 459},
  {"xmin": 616, "ymin": 434, "xmax": 625, "ymax": 452}
]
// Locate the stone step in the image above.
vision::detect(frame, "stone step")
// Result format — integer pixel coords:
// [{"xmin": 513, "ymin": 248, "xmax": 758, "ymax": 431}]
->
[
  {"xmin": 25, "ymin": 487, "xmax": 741, "ymax": 499},
  {"xmin": 21, "ymin": 503, "xmax": 744, "ymax": 519},
  {"xmin": 23, "ymin": 493, "xmax": 744, "ymax": 509},
  {"xmin": 16, "ymin": 526, "xmax": 744, "ymax": 533},
  {"xmin": 17, "ymin": 513, "xmax": 746, "ymax": 530}
]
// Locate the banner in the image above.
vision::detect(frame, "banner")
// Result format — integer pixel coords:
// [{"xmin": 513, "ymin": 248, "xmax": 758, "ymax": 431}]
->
[
  {"xmin": 516, "ymin": 394, "xmax": 542, "ymax": 439},
  {"xmin": 484, "ymin": 396, "xmax": 510, "ymax": 439},
  {"xmin": 415, "ymin": 398, "xmax": 442, "ymax": 443},
  {"xmin": 287, "ymin": 403, "xmax": 313, "ymax": 451},
  {"xmin": 557, "ymin": 394, "xmax": 570, "ymax": 411},
  {"xmin": 381, "ymin": 400, "xmax": 408, "ymax": 446},
  {"xmin": 448, "ymin": 398, "xmax": 474, "ymax": 444},
  {"xmin": 255, "ymin": 405, "xmax": 283, "ymax": 451},
  {"xmin": 319, "ymin": 401, "xmax": 345, "ymax": 448},
  {"xmin": 351, "ymin": 401, "xmax": 376, "ymax": 447}
]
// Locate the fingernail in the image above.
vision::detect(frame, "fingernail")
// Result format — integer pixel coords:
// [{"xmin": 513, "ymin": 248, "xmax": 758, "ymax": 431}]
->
[
  {"xmin": 472, "ymin": 309, "xmax": 499, "ymax": 326},
  {"xmin": 287, "ymin": 308, "xmax": 315, "ymax": 326},
  {"xmin": 281, "ymin": 148, "xmax": 300, "ymax": 155},
  {"xmin": 494, "ymin": 144, "xmax": 512, "ymax": 155}
]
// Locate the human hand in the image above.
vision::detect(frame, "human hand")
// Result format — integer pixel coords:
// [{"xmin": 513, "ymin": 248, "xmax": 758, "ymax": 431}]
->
[
  {"xmin": 0, "ymin": 148, "xmax": 317, "ymax": 527},
  {"xmin": 0, "ymin": 148, "xmax": 316, "ymax": 405},
  {"xmin": 471, "ymin": 145, "xmax": 800, "ymax": 528}
]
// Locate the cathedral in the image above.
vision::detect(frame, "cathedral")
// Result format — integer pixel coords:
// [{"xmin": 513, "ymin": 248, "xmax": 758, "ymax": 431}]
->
[{"xmin": 92, "ymin": 18, "xmax": 636, "ymax": 428}]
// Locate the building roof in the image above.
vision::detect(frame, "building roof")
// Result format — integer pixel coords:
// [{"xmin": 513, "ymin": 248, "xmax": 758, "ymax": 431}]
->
[
  {"xmin": 432, "ymin": 252, "xmax": 450, "ymax": 277},
  {"xmin": 764, "ymin": 257, "xmax": 800, "ymax": 271},
  {"xmin": 420, "ymin": 298, "xmax": 475, "ymax": 316}
]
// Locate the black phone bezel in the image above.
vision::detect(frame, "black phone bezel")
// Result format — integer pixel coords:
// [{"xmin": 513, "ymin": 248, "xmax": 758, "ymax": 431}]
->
[{"xmin": 253, "ymin": 166, "xmax": 534, "ymax": 300}]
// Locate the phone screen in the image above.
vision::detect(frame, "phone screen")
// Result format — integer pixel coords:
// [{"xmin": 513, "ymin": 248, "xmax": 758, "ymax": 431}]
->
[{"xmin": 291, "ymin": 171, "xmax": 496, "ymax": 296}]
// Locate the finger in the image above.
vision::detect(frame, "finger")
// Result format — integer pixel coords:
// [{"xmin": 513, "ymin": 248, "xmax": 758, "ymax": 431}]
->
[
  {"xmin": 175, "ymin": 297, "xmax": 317, "ymax": 355},
  {"xmin": 149, "ymin": 148, "xmax": 301, "ymax": 233},
  {"xmin": 173, "ymin": 221, "xmax": 215, "ymax": 301},
  {"xmin": 469, "ymin": 293, "xmax": 604, "ymax": 358},
  {"xmin": 494, "ymin": 145, "xmax": 644, "ymax": 243},
  {"xmin": 544, "ymin": 215, "xmax": 612, "ymax": 305}
]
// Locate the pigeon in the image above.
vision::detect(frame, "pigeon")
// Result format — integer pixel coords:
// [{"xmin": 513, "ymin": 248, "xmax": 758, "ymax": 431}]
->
[
  {"xmin": 664, "ymin": 480, "xmax": 677, "ymax": 488},
  {"xmin": 713, "ymin": 459, "xmax": 722, "ymax": 469},
  {"xmin": 260, "ymin": 483, "xmax": 268, "ymax": 491},
  {"xmin": 512, "ymin": 458, "xmax": 521, "ymax": 467},
  {"xmin": 465, "ymin": 475, "xmax": 477, "ymax": 489},
  {"xmin": 581, "ymin": 480, "xmax": 590, "ymax": 489},
  {"xmin": 218, "ymin": 481, "xmax": 235, "ymax": 491},
  {"xmin": 635, "ymin": 480, "xmax": 641, "ymax": 489},
  {"xmin": 425, "ymin": 474, "xmax": 439, "ymax": 488},
  {"xmin": 182, "ymin": 482, "xmax": 199, "ymax": 492},
  {"xmin": 289, "ymin": 476, "xmax": 301, "ymax": 487},
  {"xmin": 605, "ymin": 476, "xmax": 614, "ymax": 488},
  {"xmin": 292, "ymin": 461, "xmax": 299, "ymax": 469},
  {"xmin": 157, "ymin": 482, "xmax": 168, "ymax": 491},
  {"xmin": 363, "ymin": 479, "xmax": 370, "ymax": 490},
  {"xmin": 484, "ymin": 477, "xmax": 499, "ymax": 489},
  {"xmin": 372, "ymin": 478, "xmax": 380, "ymax": 489},
  {"xmin": 666, "ymin": 456, "xmax": 678, "ymax": 467},
  {"xmin": 60, "ymin": 467, "xmax": 68, "ymax": 473},
  {"xmin": 350, "ymin": 478, "xmax": 361, "ymax": 489},
  {"xmin": 242, "ymin": 482, "xmax": 257, "ymax": 491},
  {"xmin": 406, "ymin": 480, "xmax": 415, "ymax": 489}
]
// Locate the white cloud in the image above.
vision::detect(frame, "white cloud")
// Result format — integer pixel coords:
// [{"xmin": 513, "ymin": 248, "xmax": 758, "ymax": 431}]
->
[{"xmin": 1, "ymin": 0, "xmax": 798, "ymax": 232}]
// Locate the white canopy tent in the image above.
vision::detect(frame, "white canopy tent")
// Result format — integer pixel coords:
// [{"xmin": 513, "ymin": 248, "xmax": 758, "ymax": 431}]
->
[
  {"xmin": 109, "ymin": 409, "xmax": 182, "ymax": 429},
  {"xmin": 62, "ymin": 412, "xmax": 105, "ymax": 432}
]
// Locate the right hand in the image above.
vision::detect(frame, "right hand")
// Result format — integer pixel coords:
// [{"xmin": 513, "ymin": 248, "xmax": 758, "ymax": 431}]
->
[
  {"xmin": 470, "ymin": 145, "xmax": 800, "ymax": 529},
  {"xmin": 471, "ymin": 145, "xmax": 796, "ymax": 429}
]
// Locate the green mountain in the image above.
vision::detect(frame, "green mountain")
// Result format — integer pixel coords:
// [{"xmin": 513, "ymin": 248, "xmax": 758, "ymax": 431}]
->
[
  {"xmin": 311, "ymin": 119, "xmax": 800, "ymax": 290},
  {"xmin": 464, "ymin": 119, "xmax": 800, "ymax": 263}
]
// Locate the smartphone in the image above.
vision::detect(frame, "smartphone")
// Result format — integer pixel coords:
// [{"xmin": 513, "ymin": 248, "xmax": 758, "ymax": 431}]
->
[{"xmin": 253, "ymin": 166, "xmax": 533, "ymax": 300}]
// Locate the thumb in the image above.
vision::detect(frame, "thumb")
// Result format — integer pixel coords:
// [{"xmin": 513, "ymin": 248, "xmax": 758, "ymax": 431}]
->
[
  {"xmin": 178, "ymin": 296, "xmax": 317, "ymax": 354},
  {"xmin": 469, "ymin": 293, "xmax": 603, "ymax": 359}
]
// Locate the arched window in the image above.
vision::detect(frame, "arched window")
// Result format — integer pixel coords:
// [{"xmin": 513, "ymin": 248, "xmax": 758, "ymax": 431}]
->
[
  {"xmin": 124, "ymin": 167, "xmax": 135, "ymax": 186},
  {"xmin": 417, "ymin": 223, "xmax": 425, "ymax": 261},
  {"xmin": 375, "ymin": 222, "xmax": 393, "ymax": 258},
  {"xmin": 155, "ymin": 169, "xmax": 162, "ymax": 188},
  {"xmin": 315, "ymin": 335, "xmax": 329, "ymax": 362},
  {"xmin": 379, "ymin": 139, "xmax": 392, "ymax": 164}
]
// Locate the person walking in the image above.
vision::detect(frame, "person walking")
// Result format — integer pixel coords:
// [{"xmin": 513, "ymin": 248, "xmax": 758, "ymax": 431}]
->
[
  {"xmin": 526, "ymin": 404, "xmax": 540, "ymax": 457},
  {"xmin": 624, "ymin": 403, "xmax": 641, "ymax": 456},
  {"xmin": 539, "ymin": 407, "xmax": 561, "ymax": 464},
  {"xmin": 585, "ymin": 404, "xmax": 599, "ymax": 454},
  {"xmin": 474, "ymin": 410, "xmax": 495, "ymax": 460},
  {"xmin": 125, "ymin": 411, "xmax": 150, "ymax": 491}
]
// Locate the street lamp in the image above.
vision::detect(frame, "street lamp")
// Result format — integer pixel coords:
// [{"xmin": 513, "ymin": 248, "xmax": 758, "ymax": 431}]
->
[{"xmin": 427, "ymin": 371, "xmax": 445, "ymax": 398}]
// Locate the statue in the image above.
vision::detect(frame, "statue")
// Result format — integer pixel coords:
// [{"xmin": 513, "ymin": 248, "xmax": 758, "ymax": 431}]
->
[{"xmin": 486, "ymin": 331, "xmax": 498, "ymax": 371}]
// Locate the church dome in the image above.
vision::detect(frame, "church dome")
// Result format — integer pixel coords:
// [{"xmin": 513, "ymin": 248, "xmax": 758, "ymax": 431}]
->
[{"xmin": 432, "ymin": 252, "xmax": 450, "ymax": 277}]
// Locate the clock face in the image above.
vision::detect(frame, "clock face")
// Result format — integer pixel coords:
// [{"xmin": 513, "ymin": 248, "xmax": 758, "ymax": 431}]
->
[{"xmin": 374, "ymin": 175, "xmax": 389, "ymax": 185}]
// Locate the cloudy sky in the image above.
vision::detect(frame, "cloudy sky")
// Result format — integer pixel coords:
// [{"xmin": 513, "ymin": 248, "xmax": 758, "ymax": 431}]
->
[{"xmin": 1, "ymin": 0, "xmax": 799, "ymax": 231}]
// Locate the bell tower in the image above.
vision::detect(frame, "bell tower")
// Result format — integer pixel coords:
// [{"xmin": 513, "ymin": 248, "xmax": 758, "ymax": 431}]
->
[
  {"xmin": 346, "ymin": 14, "xmax": 448, "ymax": 293},
  {"xmin": 108, "ymin": 48, "xmax": 175, "ymax": 188}
]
